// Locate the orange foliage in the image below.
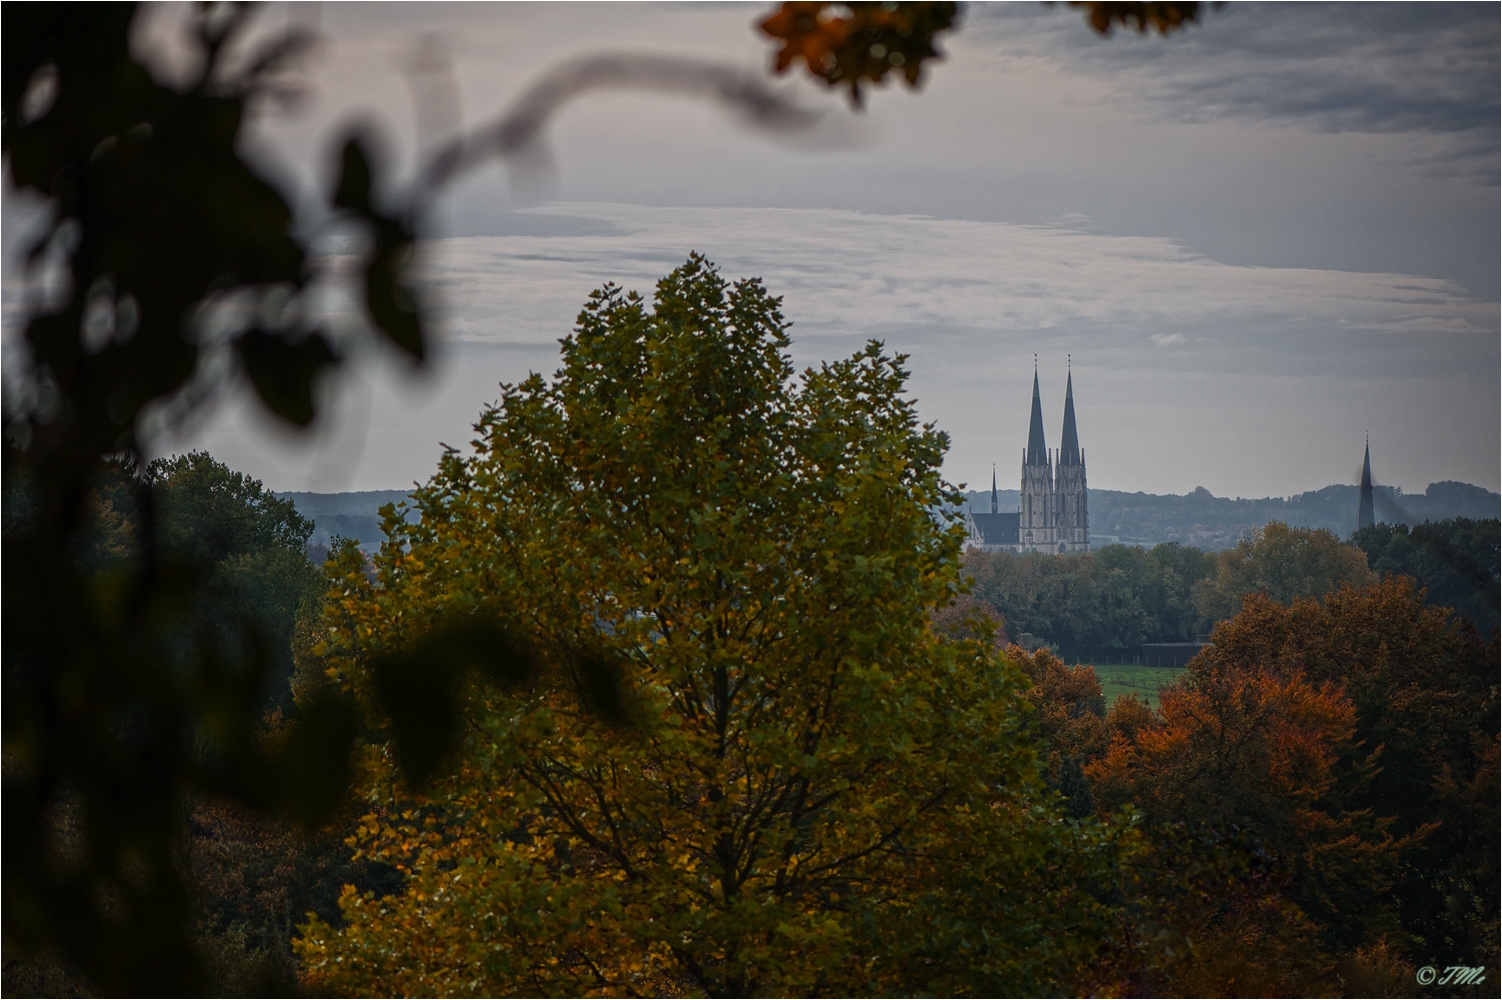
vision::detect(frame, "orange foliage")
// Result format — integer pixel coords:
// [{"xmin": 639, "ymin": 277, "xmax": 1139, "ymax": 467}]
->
[
  {"xmin": 760, "ymin": 1, "xmax": 959, "ymax": 104},
  {"xmin": 1088, "ymin": 662, "xmax": 1412, "ymax": 990},
  {"xmin": 1201, "ymin": 577, "xmax": 1463, "ymax": 688},
  {"xmin": 1010, "ymin": 646, "xmax": 1110, "ymax": 777},
  {"xmin": 1197, "ymin": 577, "xmax": 1499, "ymax": 968},
  {"xmin": 1090, "ymin": 667, "xmax": 1359, "ymax": 837}
]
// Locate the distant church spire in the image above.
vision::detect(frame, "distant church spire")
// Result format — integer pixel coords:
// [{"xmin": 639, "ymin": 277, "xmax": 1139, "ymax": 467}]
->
[
  {"xmin": 1059, "ymin": 369, "xmax": 1081, "ymax": 466},
  {"xmin": 1026, "ymin": 369, "xmax": 1048, "ymax": 466},
  {"xmin": 1357, "ymin": 436, "xmax": 1375, "ymax": 529},
  {"xmin": 991, "ymin": 465, "xmax": 998, "ymax": 513}
]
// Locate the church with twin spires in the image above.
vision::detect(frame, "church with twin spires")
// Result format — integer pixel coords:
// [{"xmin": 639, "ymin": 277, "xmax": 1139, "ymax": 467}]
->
[{"xmin": 965, "ymin": 367, "xmax": 1089, "ymax": 554}]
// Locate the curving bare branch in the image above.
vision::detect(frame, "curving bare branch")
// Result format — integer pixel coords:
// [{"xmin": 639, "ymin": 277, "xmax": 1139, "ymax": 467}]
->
[{"xmin": 413, "ymin": 53, "xmax": 824, "ymax": 200}]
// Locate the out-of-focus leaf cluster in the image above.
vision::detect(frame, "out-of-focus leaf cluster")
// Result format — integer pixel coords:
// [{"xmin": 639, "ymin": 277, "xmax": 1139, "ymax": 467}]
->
[
  {"xmin": 3, "ymin": 451, "xmax": 362, "ymax": 993},
  {"xmin": 1, "ymin": 4, "xmax": 426, "ymax": 993},
  {"xmin": 1071, "ymin": 1, "xmax": 1209, "ymax": 36},
  {"xmin": 760, "ymin": 1, "xmax": 960, "ymax": 105},
  {"xmin": 3, "ymin": 6, "xmax": 424, "ymax": 447}
]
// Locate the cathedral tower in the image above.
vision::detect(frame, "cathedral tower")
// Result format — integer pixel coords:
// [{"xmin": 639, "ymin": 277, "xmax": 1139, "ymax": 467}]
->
[
  {"xmin": 964, "ymin": 365, "xmax": 1092, "ymax": 556},
  {"xmin": 1054, "ymin": 369, "xmax": 1089, "ymax": 552},
  {"xmin": 1019, "ymin": 369, "xmax": 1056, "ymax": 551}
]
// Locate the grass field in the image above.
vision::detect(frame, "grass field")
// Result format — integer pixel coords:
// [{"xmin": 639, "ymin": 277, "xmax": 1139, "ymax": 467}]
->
[{"xmin": 1090, "ymin": 664, "xmax": 1186, "ymax": 709}]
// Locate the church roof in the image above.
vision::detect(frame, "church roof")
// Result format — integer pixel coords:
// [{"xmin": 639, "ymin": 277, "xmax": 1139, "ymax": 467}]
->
[
  {"xmin": 1059, "ymin": 371, "xmax": 1081, "ymax": 466},
  {"xmin": 1026, "ymin": 371, "xmax": 1048, "ymax": 466},
  {"xmin": 970, "ymin": 511, "xmax": 1020, "ymax": 545}
]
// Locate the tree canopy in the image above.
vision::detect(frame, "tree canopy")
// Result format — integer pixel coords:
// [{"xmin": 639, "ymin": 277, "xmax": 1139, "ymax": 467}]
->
[
  {"xmin": 1193, "ymin": 578, "xmax": 1500, "ymax": 970},
  {"xmin": 963, "ymin": 541, "xmax": 1215, "ymax": 660},
  {"xmin": 1034, "ymin": 573, "xmax": 1501, "ymax": 995},
  {"xmin": 1192, "ymin": 520, "xmax": 1374, "ymax": 622},
  {"xmin": 294, "ymin": 257, "xmax": 1132, "ymax": 997},
  {"xmin": 1352, "ymin": 517, "xmax": 1500, "ymax": 635}
]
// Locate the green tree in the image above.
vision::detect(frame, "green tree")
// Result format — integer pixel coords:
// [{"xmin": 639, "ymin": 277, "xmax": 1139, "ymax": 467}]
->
[
  {"xmin": 1193, "ymin": 520, "xmax": 1374, "ymax": 622},
  {"xmin": 144, "ymin": 453, "xmax": 324, "ymax": 709},
  {"xmin": 963, "ymin": 542, "xmax": 1213, "ymax": 660},
  {"xmin": 294, "ymin": 258, "xmax": 1131, "ymax": 997},
  {"xmin": 1351, "ymin": 517, "xmax": 1500, "ymax": 635}
]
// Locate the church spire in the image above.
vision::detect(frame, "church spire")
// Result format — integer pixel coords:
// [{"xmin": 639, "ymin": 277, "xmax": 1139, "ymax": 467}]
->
[
  {"xmin": 1025, "ymin": 368, "xmax": 1048, "ymax": 466},
  {"xmin": 991, "ymin": 465, "xmax": 998, "ymax": 513},
  {"xmin": 1357, "ymin": 437, "xmax": 1375, "ymax": 529},
  {"xmin": 1059, "ymin": 368, "xmax": 1080, "ymax": 466}
]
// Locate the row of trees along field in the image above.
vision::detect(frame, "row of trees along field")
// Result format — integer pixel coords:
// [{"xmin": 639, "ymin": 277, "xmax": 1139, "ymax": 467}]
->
[
  {"xmin": 8, "ymin": 259, "xmax": 1496, "ymax": 996},
  {"xmin": 962, "ymin": 515, "xmax": 1498, "ymax": 661}
]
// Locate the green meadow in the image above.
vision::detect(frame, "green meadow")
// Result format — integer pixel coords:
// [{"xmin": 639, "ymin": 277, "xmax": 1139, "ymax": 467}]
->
[{"xmin": 1092, "ymin": 664, "xmax": 1186, "ymax": 709}]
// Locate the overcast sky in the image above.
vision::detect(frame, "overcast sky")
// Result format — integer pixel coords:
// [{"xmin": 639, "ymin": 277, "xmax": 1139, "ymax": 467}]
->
[{"xmin": 10, "ymin": 2, "xmax": 1499, "ymax": 497}]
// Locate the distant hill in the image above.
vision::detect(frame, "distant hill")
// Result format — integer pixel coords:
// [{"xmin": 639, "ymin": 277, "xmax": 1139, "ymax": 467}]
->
[
  {"xmin": 958, "ymin": 481, "xmax": 1499, "ymax": 551},
  {"xmin": 277, "ymin": 490, "xmax": 413, "ymax": 551},
  {"xmin": 287, "ymin": 481, "xmax": 1499, "ymax": 555}
]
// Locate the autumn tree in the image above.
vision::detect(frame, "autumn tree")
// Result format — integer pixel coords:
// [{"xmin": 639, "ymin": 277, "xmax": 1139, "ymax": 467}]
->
[
  {"xmin": 1193, "ymin": 520, "xmax": 1374, "ymax": 622},
  {"xmin": 999, "ymin": 647, "xmax": 1279, "ymax": 991},
  {"xmin": 1089, "ymin": 663, "xmax": 1406, "ymax": 995},
  {"xmin": 294, "ymin": 257, "xmax": 1132, "ymax": 997},
  {"xmin": 1008, "ymin": 647, "xmax": 1108, "ymax": 806},
  {"xmin": 1085, "ymin": 575, "xmax": 1501, "ymax": 991},
  {"xmin": 1195, "ymin": 578, "xmax": 1500, "ymax": 973}
]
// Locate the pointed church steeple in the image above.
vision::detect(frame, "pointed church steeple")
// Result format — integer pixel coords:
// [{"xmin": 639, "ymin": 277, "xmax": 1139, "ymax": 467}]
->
[
  {"xmin": 1026, "ymin": 369, "xmax": 1048, "ymax": 466},
  {"xmin": 1059, "ymin": 369, "xmax": 1081, "ymax": 466},
  {"xmin": 1357, "ymin": 438, "xmax": 1375, "ymax": 530},
  {"xmin": 991, "ymin": 466, "xmax": 998, "ymax": 514}
]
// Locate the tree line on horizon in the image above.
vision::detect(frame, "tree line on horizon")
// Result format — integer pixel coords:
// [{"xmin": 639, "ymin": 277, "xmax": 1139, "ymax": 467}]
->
[
  {"xmin": 957, "ymin": 512, "xmax": 1498, "ymax": 661},
  {"xmin": 960, "ymin": 479, "xmax": 1499, "ymax": 551}
]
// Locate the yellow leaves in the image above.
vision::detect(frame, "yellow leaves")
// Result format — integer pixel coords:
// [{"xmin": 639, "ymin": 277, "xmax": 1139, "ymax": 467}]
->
[{"xmin": 298, "ymin": 258, "xmax": 1124, "ymax": 996}]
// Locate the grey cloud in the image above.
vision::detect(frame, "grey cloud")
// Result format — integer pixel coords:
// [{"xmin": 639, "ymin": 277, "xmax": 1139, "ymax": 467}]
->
[
  {"xmin": 972, "ymin": 3, "xmax": 1498, "ymax": 144},
  {"xmin": 161, "ymin": 203, "xmax": 1498, "ymax": 496}
]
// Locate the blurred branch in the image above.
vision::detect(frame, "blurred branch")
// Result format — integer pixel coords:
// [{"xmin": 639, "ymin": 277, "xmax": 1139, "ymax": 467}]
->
[{"xmin": 414, "ymin": 52, "xmax": 822, "ymax": 209}]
